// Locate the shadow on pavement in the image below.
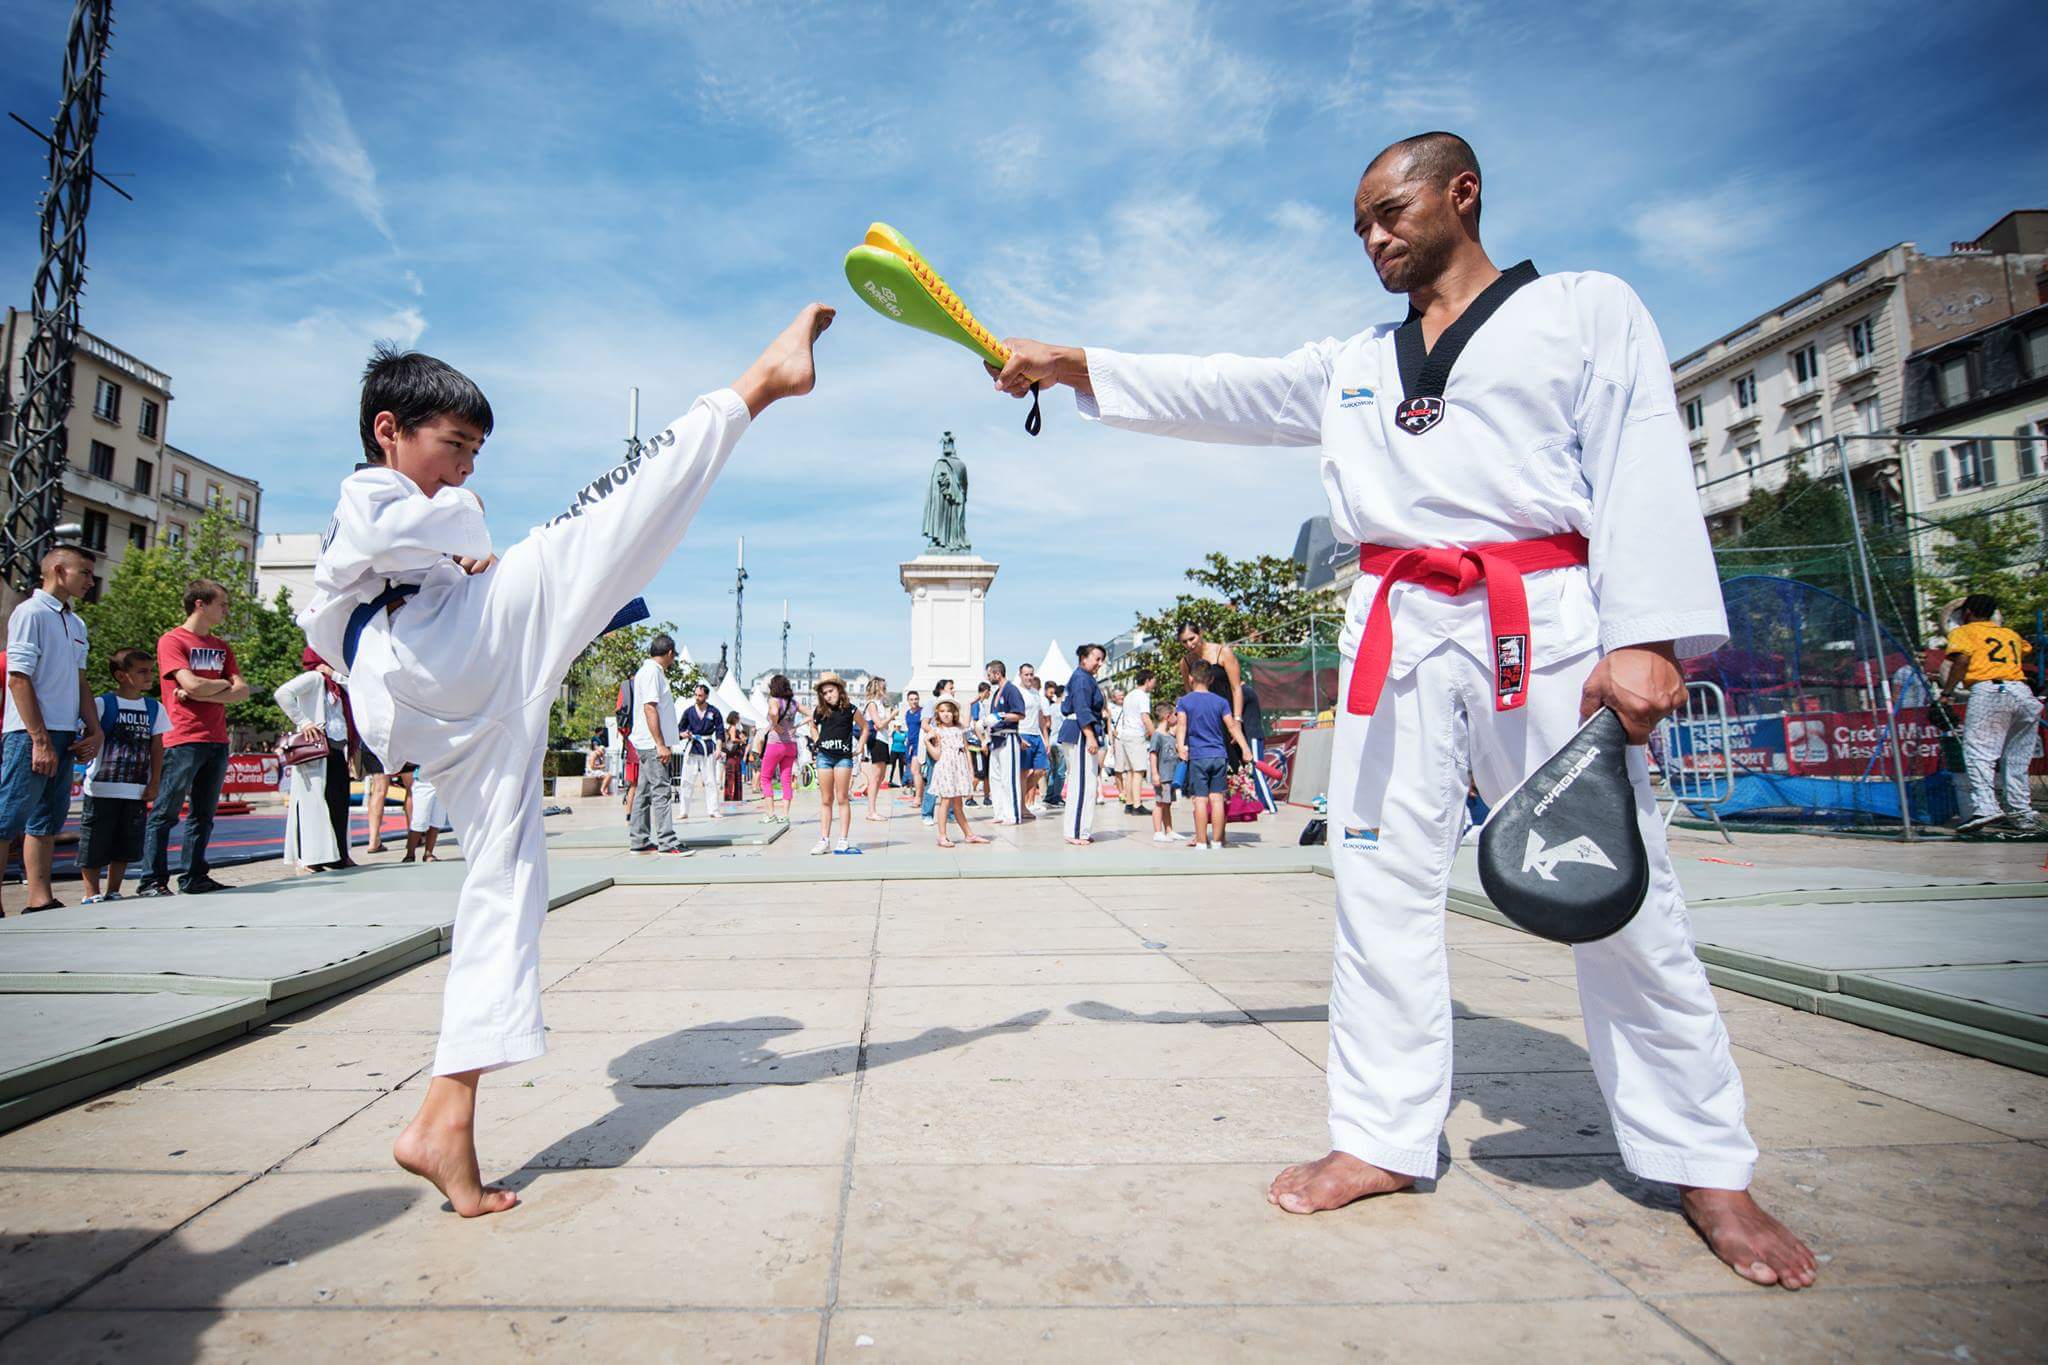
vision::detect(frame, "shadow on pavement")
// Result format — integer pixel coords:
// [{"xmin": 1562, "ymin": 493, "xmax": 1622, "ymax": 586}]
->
[
  {"xmin": 513, "ymin": 1009, "xmax": 1051, "ymax": 1182},
  {"xmin": 0, "ymin": 1187, "xmax": 419, "ymax": 1364}
]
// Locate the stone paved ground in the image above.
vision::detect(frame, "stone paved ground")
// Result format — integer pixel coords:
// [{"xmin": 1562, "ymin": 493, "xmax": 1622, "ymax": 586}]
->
[{"xmin": 2, "ymin": 803, "xmax": 2045, "ymax": 1361}]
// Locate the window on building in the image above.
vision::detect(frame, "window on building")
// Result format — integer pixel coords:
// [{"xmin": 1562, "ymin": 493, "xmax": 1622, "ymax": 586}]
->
[
  {"xmin": 1790, "ymin": 343, "xmax": 1820, "ymax": 385},
  {"xmin": 88, "ymin": 440, "xmax": 115, "ymax": 480},
  {"xmin": 233, "ymin": 545, "xmax": 247, "ymax": 563},
  {"xmin": 138, "ymin": 398, "xmax": 160, "ymax": 439},
  {"xmin": 1855, "ymin": 396, "xmax": 1883, "ymax": 435},
  {"xmin": 127, "ymin": 522, "xmax": 147, "ymax": 550},
  {"xmin": 170, "ymin": 467, "xmax": 188, "ymax": 498},
  {"xmin": 2014, "ymin": 425, "xmax": 2040, "ymax": 481},
  {"xmin": 235, "ymin": 494, "xmax": 250, "ymax": 522},
  {"xmin": 206, "ymin": 481, "xmax": 221, "ymax": 508},
  {"xmin": 1795, "ymin": 417, "xmax": 1825, "ymax": 452},
  {"xmin": 1734, "ymin": 373, "xmax": 1757, "ymax": 408},
  {"xmin": 1683, "ymin": 397, "xmax": 1704, "ymax": 431},
  {"xmin": 1938, "ymin": 355, "xmax": 1974, "ymax": 408},
  {"xmin": 93, "ymin": 377, "xmax": 121, "ymax": 422},
  {"xmin": 133, "ymin": 458, "xmax": 153, "ymax": 494},
  {"xmin": 82, "ymin": 510, "xmax": 108, "ymax": 552},
  {"xmin": 1692, "ymin": 455, "xmax": 1707, "ymax": 485},
  {"xmin": 1953, "ymin": 441, "xmax": 1996, "ymax": 491},
  {"xmin": 1849, "ymin": 317, "xmax": 1875, "ymax": 359},
  {"xmin": 1738, "ymin": 442, "xmax": 1760, "ymax": 470},
  {"xmin": 2026, "ymin": 328, "xmax": 2048, "ymax": 379},
  {"xmin": 166, "ymin": 521, "xmax": 185, "ymax": 546},
  {"xmin": 1932, "ymin": 448, "xmax": 1950, "ymax": 499}
]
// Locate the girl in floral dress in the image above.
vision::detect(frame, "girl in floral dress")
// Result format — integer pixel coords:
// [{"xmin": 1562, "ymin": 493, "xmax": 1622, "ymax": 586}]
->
[{"xmin": 922, "ymin": 699, "xmax": 987, "ymax": 848}]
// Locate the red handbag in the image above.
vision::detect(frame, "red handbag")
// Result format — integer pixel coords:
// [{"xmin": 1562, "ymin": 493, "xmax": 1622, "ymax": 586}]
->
[{"xmin": 278, "ymin": 733, "xmax": 329, "ymax": 768}]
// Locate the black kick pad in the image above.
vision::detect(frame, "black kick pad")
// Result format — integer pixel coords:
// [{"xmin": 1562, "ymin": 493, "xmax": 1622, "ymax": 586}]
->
[{"xmin": 1476, "ymin": 708, "xmax": 1648, "ymax": 944}]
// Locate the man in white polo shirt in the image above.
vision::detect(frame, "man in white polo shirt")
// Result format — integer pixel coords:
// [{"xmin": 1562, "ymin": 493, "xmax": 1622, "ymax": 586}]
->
[
  {"xmin": 627, "ymin": 634, "xmax": 686, "ymax": 855},
  {"xmin": 2, "ymin": 546, "xmax": 102, "ymax": 913}
]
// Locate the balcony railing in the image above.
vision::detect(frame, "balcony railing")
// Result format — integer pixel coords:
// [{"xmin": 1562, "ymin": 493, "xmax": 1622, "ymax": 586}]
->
[{"xmin": 75, "ymin": 329, "xmax": 172, "ymax": 394}]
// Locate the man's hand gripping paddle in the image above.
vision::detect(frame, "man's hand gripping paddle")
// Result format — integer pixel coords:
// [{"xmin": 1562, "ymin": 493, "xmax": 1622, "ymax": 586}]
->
[
  {"xmin": 843, "ymin": 223, "xmax": 1041, "ymax": 435},
  {"xmin": 1476, "ymin": 708, "xmax": 1649, "ymax": 944}
]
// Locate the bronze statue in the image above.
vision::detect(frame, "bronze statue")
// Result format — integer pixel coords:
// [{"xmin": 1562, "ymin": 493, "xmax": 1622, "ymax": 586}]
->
[{"xmin": 921, "ymin": 430, "xmax": 971, "ymax": 554}]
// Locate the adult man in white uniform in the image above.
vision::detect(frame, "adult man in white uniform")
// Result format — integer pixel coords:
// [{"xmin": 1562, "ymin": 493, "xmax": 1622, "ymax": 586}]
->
[
  {"xmin": 677, "ymin": 681, "xmax": 725, "ymax": 820},
  {"xmin": 300, "ymin": 304, "xmax": 832, "ymax": 1217},
  {"xmin": 991, "ymin": 135, "xmax": 1813, "ymax": 1288}
]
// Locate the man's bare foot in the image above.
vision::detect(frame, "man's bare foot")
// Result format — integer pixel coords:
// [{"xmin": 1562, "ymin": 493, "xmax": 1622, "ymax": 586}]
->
[
  {"xmin": 393, "ymin": 1115, "xmax": 517, "ymax": 1218},
  {"xmin": 734, "ymin": 303, "xmax": 834, "ymax": 416},
  {"xmin": 1267, "ymin": 1151, "xmax": 1414, "ymax": 1214},
  {"xmin": 1681, "ymin": 1187, "xmax": 1817, "ymax": 1288}
]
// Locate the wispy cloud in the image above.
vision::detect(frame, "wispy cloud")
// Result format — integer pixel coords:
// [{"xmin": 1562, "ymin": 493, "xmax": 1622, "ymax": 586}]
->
[
  {"xmin": 290, "ymin": 70, "xmax": 392, "ymax": 245},
  {"xmin": 1073, "ymin": 0, "xmax": 1280, "ymax": 148},
  {"xmin": 1628, "ymin": 179, "xmax": 1787, "ymax": 273}
]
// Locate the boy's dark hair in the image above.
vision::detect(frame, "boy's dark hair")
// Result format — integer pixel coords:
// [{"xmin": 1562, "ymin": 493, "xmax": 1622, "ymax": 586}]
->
[
  {"xmin": 1135, "ymin": 668, "xmax": 1156, "ymax": 686},
  {"xmin": 1962, "ymin": 593, "xmax": 1998, "ymax": 621},
  {"xmin": 184, "ymin": 579, "xmax": 225, "ymax": 613},
  {"xmin": 1189, "ymin": 665, "xmax": 1212, "ymax": 690},
  {"xmin": 359, "ymin": 342, "xmax": 494, "ymax": 465},
  {"xmin": 109, "ymin": 646, "xmax": 152, "ymax": 679}
]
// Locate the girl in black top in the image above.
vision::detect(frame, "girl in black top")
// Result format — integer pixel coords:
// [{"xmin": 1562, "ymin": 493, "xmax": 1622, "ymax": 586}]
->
[{"xmin": 808, "ymin": 676, "xmax": 861, "ymax": 855}]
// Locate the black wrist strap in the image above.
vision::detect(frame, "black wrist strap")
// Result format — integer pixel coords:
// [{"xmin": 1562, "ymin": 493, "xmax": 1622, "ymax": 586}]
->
[{"xmin": 1024, "ymin": 382, "xmax": 1042, "ymax": 436}]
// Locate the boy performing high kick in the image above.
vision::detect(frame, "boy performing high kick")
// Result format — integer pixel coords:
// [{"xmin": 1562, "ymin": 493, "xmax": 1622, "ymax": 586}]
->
[
  {"xmin": 991, "ymin": 135, "xmax": 1816, "ymax": 1288},
  {"xmin": 301, "ymin": 303, "xmax": 834, "ymax": 1216}
]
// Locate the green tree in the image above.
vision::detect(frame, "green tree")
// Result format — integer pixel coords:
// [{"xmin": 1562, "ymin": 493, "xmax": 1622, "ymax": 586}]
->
[
  {"xmin": 1917, "ymin": 507, "xmax": 2048, "ymax": 636},
  {"xmin": 551, "ymin": 619, "xmax": 705, "ymax": 748},
  {"xmin": 1121, "ymin": 551, "xmax": 1337, "ymax": 707},
  {"xmin": 79, "ymin": 505, "xmax": 303, "ymax": 737},
  {"xmin": 1714, "ymin": 464, "xmax": 1920, "ymax": 647}
]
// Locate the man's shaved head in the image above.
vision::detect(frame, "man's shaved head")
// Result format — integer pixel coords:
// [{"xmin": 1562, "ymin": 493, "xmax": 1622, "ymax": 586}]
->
[
  {"xmin": 1366, "ymin": 132, "xmax": 1481, "ymax": 225},
  {"xmin": 1355, "ymin": 131, "xmax": 1485, "ymax": 294}
]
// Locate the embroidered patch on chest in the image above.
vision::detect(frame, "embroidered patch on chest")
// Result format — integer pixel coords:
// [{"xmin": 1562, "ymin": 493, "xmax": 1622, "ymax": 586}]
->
[{"xmin": 1394, "ymin": 396, "xmax": 1444, "ymax": 435}]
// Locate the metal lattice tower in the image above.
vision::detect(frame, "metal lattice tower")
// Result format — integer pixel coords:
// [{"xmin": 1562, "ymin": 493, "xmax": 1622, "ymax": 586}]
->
[{"xmin": 6, "ymin": 0, "xmax": 118, "ymax": 591}]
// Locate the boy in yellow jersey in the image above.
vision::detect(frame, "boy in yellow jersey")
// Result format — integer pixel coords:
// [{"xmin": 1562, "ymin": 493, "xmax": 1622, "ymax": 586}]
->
[{"xmin": 1941, "ymin": 594, "xmax": 2042, "ymax": 832}]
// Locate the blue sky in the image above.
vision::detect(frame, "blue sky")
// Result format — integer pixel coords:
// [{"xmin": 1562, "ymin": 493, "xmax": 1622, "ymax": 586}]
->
[{"xmin": 3, "ymin": 0, "xmax": 2043, "ymax": 677}]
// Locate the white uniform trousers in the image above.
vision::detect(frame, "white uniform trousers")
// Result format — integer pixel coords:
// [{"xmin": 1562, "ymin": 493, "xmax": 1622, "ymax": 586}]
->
[
  {"xmin": 353, "ymin": 389, "xmax": 752, "ymax": 1077},
  {"xmin": 677, "ymin": 741, "xmax": 721, "ymax": 819},
  {"xmin": 1960, "ymin": 680, "xmax": 2043, "ymax": 820},
  {"xmin": 1327, "ymin": 642, "xmax": 1757, "ymax": 1190},
  {"xmin": 989, "ymin": 731, "xmax": 1025, "ymax": 822},
  {"xmin": 1061, "ymin": 740, "xmax": 1098, "ymax": 839}
]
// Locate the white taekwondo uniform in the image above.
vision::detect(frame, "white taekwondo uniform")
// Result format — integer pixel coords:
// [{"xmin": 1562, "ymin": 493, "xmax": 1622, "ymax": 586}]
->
[
  {"xmin": 301, "ymin": 389, "xmax": 752, "ymax": 1076},
  {"xmin": 677, "ymin": 700, "xmax": 725, "ymax": 819},
  {"xmin": 1076, "ymin": 265, "xmax": 1757, "ymax": 1190}
]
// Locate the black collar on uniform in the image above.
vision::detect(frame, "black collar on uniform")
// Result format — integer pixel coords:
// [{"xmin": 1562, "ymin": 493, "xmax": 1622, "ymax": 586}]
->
[{"xmin": 1393, "ymin": 259, "xmax": 1540, "ymax": 413}]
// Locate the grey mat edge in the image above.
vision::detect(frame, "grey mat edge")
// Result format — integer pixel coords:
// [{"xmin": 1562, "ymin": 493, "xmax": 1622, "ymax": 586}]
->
[
  {"xmin": 1836, "ymin": 971, "xmax": 2048, "ymax": 1048},
  {"xmin": 0, "ymin": 995, "xmax": 266, "ymax": 1104},
  {"xmin": 1703, "ymin": 881, "xmax": 2048, "ymax": 908},
  {"xmin": 259, "ymin": 940, "xmax": 442, "ymax": 1025},
  {"xmin": 0, "ymin": 928, "xmax": 440, "ymax": 1000},
  {"xmin": 1694, "ymin": 945, "xmax": 1840, "ymax": 993},
  {"xmin": 0, "ymin": 1021, "xmax": 260, "ymax": 1136}
]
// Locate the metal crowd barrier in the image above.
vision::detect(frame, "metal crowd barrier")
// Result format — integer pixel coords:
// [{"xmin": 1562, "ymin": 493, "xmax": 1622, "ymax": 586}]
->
[{"xmin": 1652, "ymin": 681, "xmax": 1737, "ymax": 844}]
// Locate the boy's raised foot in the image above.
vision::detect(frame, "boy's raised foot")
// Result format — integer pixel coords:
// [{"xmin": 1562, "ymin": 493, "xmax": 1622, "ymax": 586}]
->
[{"xmin": 734, "ymin": 304, "xmax": 834, "ymax": 417}]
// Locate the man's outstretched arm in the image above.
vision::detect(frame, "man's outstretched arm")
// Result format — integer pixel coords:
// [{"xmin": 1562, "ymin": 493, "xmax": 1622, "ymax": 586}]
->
[{"xmin": 990, "ymin": 336, "xmax": 1336, "ymax": 447}]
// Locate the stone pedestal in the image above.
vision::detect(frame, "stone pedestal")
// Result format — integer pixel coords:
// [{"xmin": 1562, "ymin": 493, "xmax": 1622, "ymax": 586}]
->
[{"xmin": 901, "ymin": 554, "xmax": 999, "ymax": 698}]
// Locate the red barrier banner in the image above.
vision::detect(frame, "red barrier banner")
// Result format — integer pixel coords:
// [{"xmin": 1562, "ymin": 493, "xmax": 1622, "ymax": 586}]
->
[
  {"xmin": 1784, "ymin": 710, "xmax": 1943, "ymax": 778},
  {"xmin": 223, "ymin": 752, "xmax": 282, "ymax": 794}
]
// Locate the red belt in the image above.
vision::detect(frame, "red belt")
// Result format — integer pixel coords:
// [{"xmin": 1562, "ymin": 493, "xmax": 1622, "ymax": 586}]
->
[{"xmin": 1347, "ymin": 531, "xmax": 1589, "ymax": 716}]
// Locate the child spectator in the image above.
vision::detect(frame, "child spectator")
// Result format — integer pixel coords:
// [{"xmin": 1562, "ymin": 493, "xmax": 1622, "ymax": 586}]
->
[
  {"xmin": 79, "ymin": 648, "xmax": 168, "ymax": 902},
  {"xmin": 922, "ymin": 698, "xmax": 987, "ymax": 848},
  {"xmin": 1148, "ymin": 701, "xmax": 1185, "ymax": 844},
  {"xmin": 1174, "ymin": 662, "xmax": 1255, "ymax": 851}
]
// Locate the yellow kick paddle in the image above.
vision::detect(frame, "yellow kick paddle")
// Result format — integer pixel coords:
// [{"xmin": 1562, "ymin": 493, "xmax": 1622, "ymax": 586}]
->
[{"xmin": 844, "ymin": 223, "xmax": 1040, "ymax": 435}]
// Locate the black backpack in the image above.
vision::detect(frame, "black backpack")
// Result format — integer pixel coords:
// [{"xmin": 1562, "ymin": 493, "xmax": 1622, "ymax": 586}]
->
[
  {"xmin": 614, "ymin": 679, "xmax": 633, "ymax": 735},
  {"xmin": 1299, "ymin": 818, "xmax": 1327, "ymax": 846}
]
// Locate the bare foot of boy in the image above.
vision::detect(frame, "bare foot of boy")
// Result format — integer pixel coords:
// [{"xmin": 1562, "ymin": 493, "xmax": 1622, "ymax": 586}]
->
[
  {"xmin": 1267, "ymin": 1151, "xmax": 1414, "ymax": 1213},
  {"xmin": 1681, "ymin": 1187, "xmax": 1818, "ymax": 1288},
  {"xmin": 735, "ymin": 304, "xmax": 834, "ymax": 416},
  {"xmin": 394, "ymin": 1073, "xmax": 517, "ymax": 1217}
]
